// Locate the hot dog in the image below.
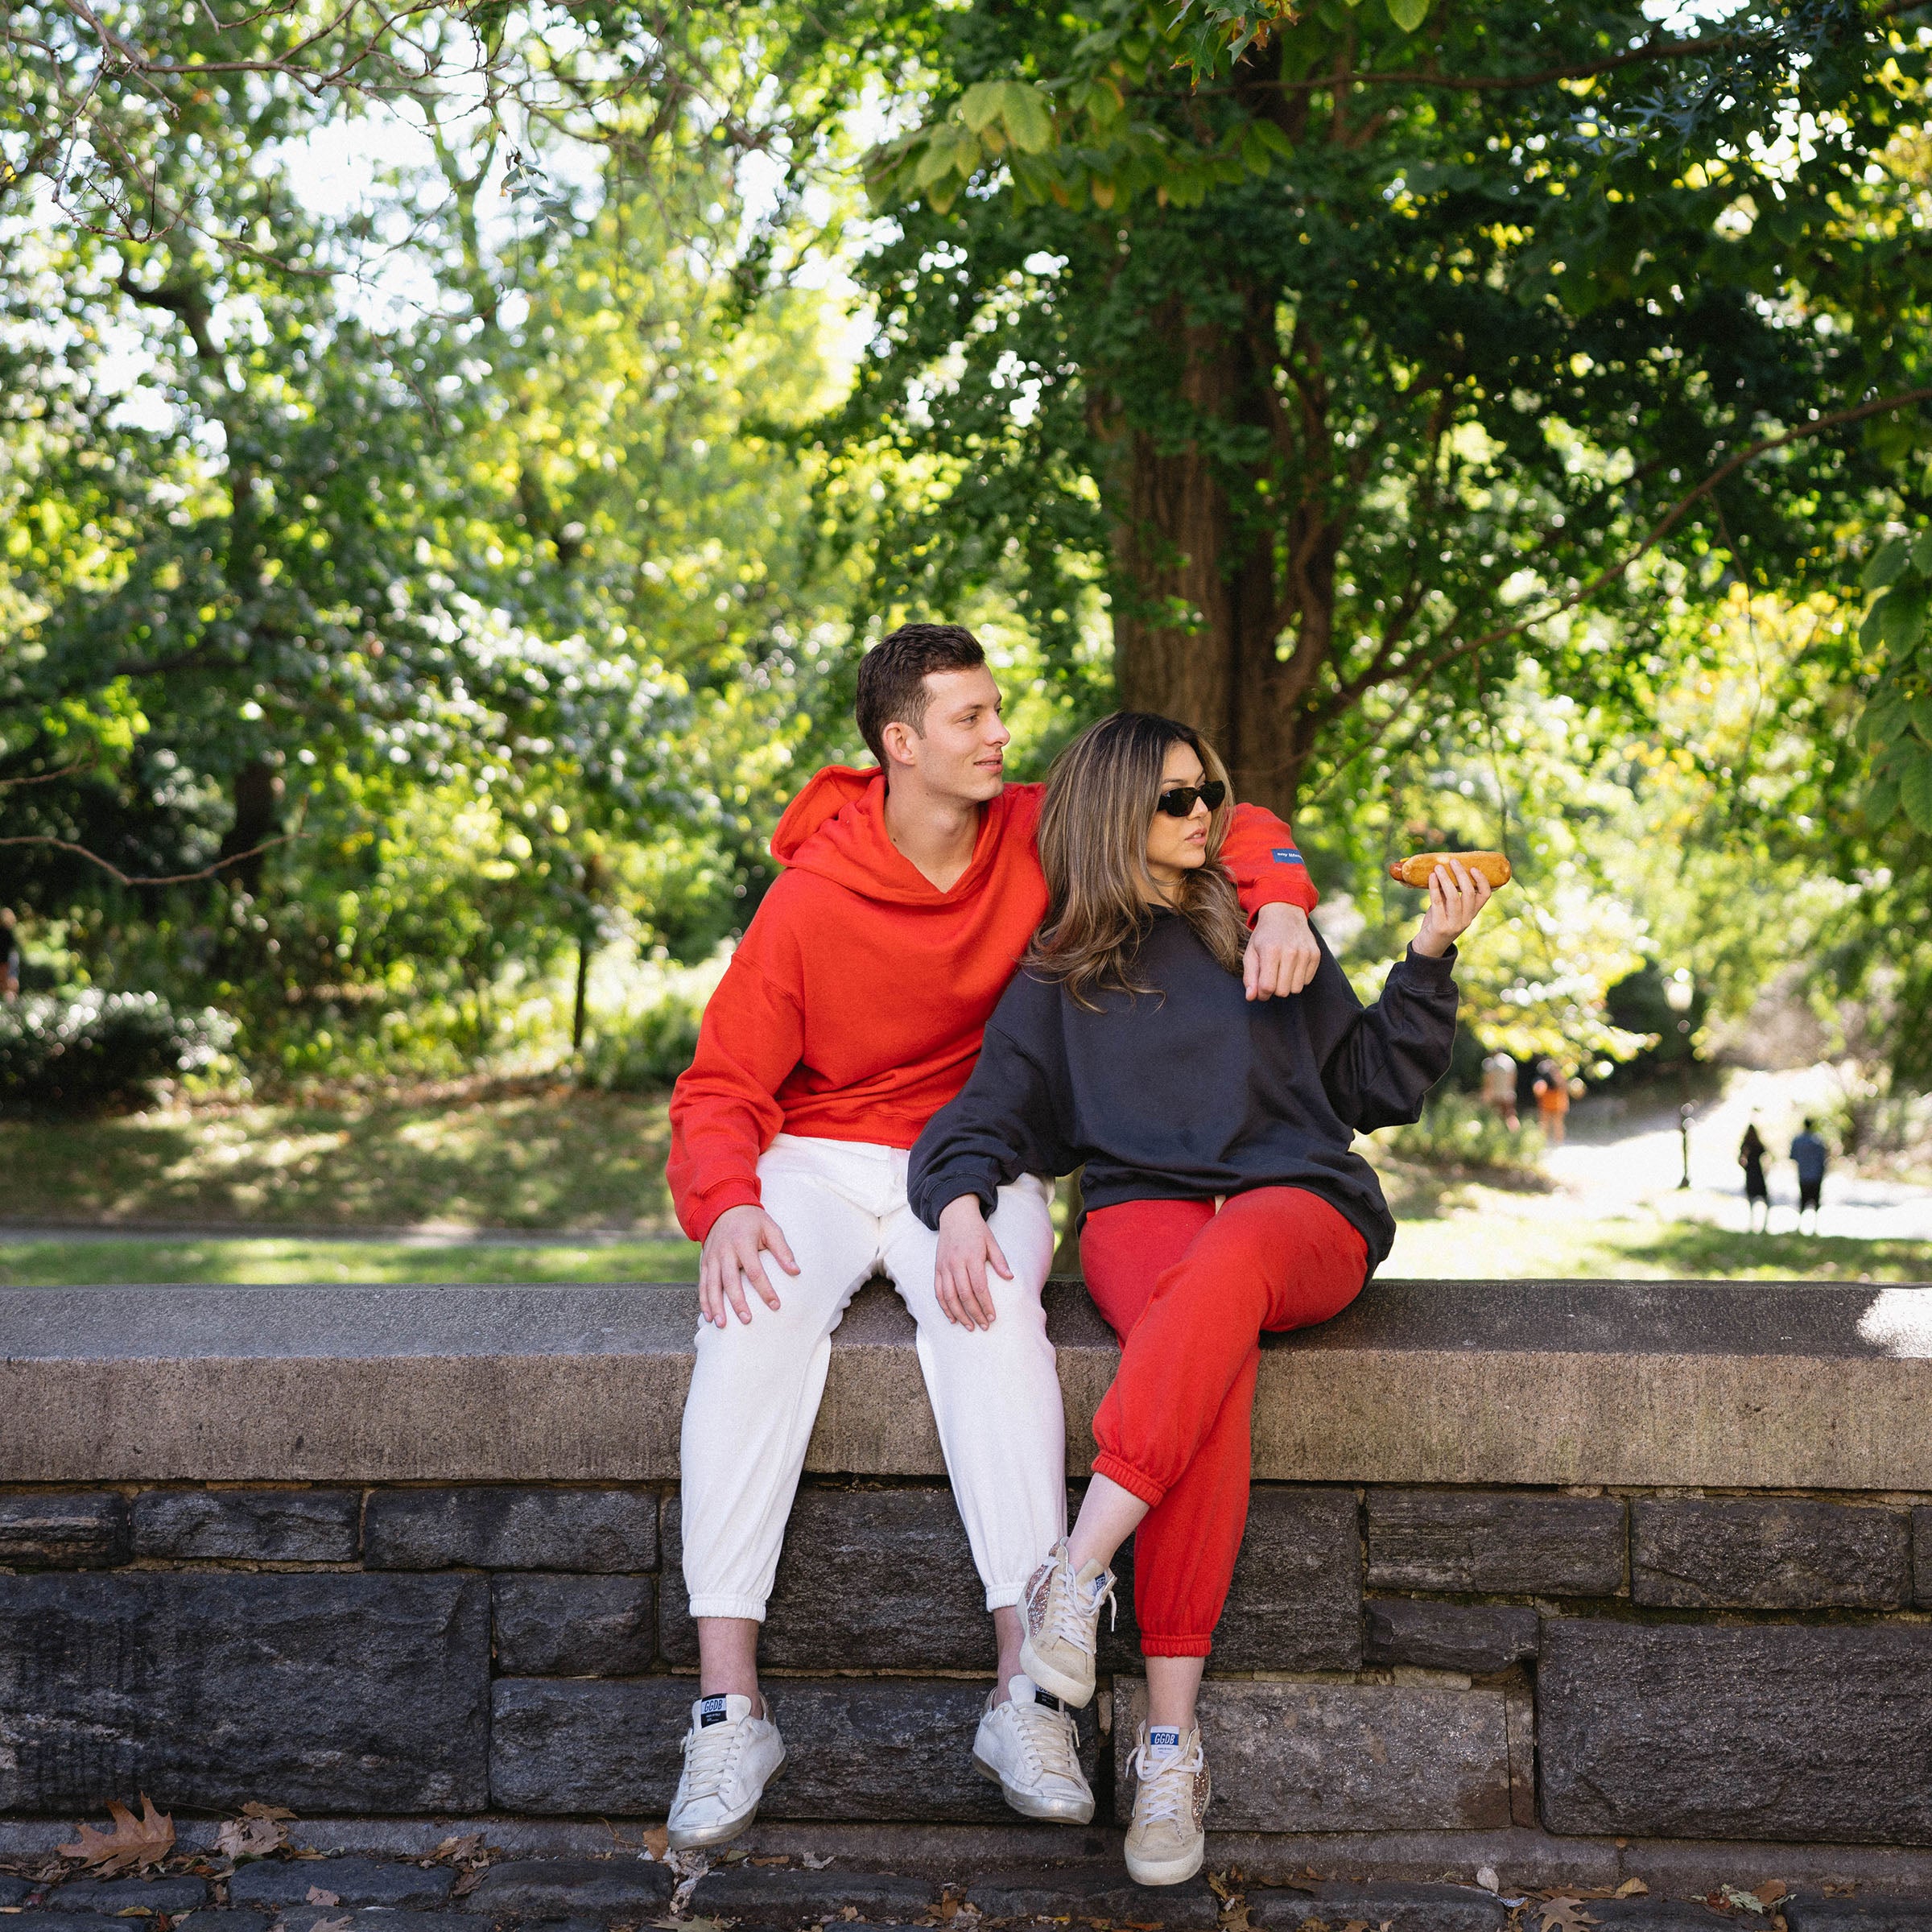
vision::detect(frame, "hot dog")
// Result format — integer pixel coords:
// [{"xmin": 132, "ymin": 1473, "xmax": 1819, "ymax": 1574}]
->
[{"xmin": 1387, "ymin": 850, "xmax": 1513, "ymax": 889}]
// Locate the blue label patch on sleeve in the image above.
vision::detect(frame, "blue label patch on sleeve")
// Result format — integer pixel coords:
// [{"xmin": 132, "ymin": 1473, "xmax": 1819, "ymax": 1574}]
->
[{"xmin": 1271, "ymin": 848, "xmax": 1305, "ymax": 864}]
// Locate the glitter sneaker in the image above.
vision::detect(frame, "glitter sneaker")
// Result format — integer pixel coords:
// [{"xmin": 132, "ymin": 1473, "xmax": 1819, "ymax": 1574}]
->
[
  {"xmin": 1017, "ymin": 1540, "xmax": 1117, "ymax": 1709},
  {"xmin": 1124, "ymin": 1722, "xmax": 1209, "ymax": 1887}
]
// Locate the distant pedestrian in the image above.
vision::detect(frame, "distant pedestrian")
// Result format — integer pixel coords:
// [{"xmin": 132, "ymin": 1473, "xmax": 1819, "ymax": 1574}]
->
[
  {"xmin": 0, "ymin": 910, "xmax": 19, "ymax": 1002},
  {"xmin": 1481, "ymin": 1051, "xmax": 1519, "ymax": 1131},
  {"xmin": 1791, "ymin": 1118, "xmax": 1829, "ymax": 1232},
  {"xmin": 1533, "ymin": 1058, "xmax": 1571, "ymax": 1147},
  {"xmin": 1738, "ymin": 1123, "xmax": 1769, "ymax": 1232}
]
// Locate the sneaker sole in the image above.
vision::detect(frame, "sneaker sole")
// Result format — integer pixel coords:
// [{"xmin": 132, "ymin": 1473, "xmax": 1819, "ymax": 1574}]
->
[
  {"xmin": 1018, "ymin": 1635, "xmax": 1096, "ymax": 1709},
  {"xmin": 666, "ymin": 1751, "xmax": 786, "ymax": 1852},
  {"xmin": 1125, "ymin": 1839, "xmax": 1205, "ymax": 1888},
  {"xmin": 971, "ymin": 1750, "xmax": 1096, "ymax": 1825}
]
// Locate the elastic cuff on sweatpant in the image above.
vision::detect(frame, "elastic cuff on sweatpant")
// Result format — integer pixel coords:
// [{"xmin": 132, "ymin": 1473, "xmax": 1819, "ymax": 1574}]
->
[
  {"xmin": 686, "ymin": 1595, "xmax": 769, "ymax": 1621},
  {"xmin": 1140, "ymin": 1634, "xmax": 1215, "ymax": 1657},
  {"xmin": 985, "ymin": 1583, "xmax": 1026, "ymax": 1612},
  {"xmin": 1091, "ymin": 1451, "xmax": 1168, "ymax": 1509}
]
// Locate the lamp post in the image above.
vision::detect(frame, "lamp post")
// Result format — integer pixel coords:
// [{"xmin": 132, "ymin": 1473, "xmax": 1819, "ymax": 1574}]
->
[{"xmin": 1666, "ymin": 969, "xmax": 1695, "ymax": 1191}]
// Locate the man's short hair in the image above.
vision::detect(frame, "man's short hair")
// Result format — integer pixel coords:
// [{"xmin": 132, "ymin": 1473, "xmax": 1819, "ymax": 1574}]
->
[{"xmin": 855, "ymin": 624, "xmax": 986, "ymax": 766}]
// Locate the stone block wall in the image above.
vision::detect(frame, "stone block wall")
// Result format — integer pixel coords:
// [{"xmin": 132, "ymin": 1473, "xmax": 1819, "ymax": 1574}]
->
[{"xmin": 6, "ymin": 1478, "xmax": 1932, "ymax": 1849}]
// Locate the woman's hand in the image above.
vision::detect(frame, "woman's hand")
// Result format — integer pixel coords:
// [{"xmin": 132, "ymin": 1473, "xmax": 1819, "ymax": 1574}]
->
[
  {"xmin": 1245, "ymin": 902, "xmax": 1322, "ymax": 1000},
  {"xmin": 935, "ymin": 1194, "xmax": 1011, "ymax": 1331},
  {"xmin": 1412, "ymin": 857, "xmax": 1494, "ymax": 958}
]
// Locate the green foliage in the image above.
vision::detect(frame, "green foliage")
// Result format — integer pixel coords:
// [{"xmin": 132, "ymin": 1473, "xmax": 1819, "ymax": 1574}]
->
[
  {"xmin": 0, "ymin": 990, "xmax": 235, "ymax": 1113},
  {"xmin": 834, "ymin": 0, "xmax": 1932, "ymax": 815},
  {"xmin": 580, "ymin": 997, "xmax": 705, "ymax": 1092},
  {"xmin": 1859, "ymin": 527, "xmax": 1932, "ymax": 837},
  {"xmin": 0, "ymin": 2, "xmax": 866, "ymax": 1072},
  {"xmin": 1377, "ymin": 1088, "xmax": 1541, "ymax": 1174}
]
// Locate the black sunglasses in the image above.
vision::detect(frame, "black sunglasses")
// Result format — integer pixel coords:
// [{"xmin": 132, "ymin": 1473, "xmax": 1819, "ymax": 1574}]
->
[{"xmin": 1155, "ymin": 779, "xmax": 1226, "ymax": 818}]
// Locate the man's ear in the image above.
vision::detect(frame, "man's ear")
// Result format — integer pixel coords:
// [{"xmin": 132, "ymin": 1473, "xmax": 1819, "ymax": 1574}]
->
[{"xmin": 879, "ymin": 719, "xmax": 920, "ymax": 769}]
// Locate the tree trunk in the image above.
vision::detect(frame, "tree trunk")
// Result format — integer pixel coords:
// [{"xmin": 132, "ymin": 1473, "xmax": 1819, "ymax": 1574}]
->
[
  {"xmin": 217, "ymin": 758, "xmax": 282, "ymax": 894},
  {"xmin": 1104, "ymin": 299, "xmax": 1329, "ymax": 818},
  {"xmin": 572, "ymin": 931, "xmax": 592, "ymax": 1053}
]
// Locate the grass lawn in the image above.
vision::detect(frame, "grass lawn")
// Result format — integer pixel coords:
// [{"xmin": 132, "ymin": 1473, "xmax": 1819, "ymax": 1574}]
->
[
  {"xmin": 1374, "ymin": 1155, "xmax": 1932, "ymax": 1282},
  {"xmin": 0, "ymin": 1084, "xmax": 675, "ymax": 1231},
  {"xmin": 1386, "ymin": 1204, "xmax": 1932, "ymax": 1282},
  {"xmin": 0, "ymin": 1234, "xmax": 699, "ymax": 1287},
  {"xmin": 2, "ymin": 1088, "xmax": 1925, "ymax": 1288}
]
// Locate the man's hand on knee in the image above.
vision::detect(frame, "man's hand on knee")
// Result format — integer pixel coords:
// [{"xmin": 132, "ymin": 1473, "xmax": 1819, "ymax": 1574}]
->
[
  {"xmin": 935, "ymin": 1195, "xmax": 1012, "ymax": 1331},
  {"xmin": 699, "ymin": 1205, "xmax": 800, "ymax": 1327}
]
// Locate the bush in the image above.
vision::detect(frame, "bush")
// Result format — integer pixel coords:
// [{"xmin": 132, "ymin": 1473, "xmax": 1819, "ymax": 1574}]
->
[
  {"xmin": 580, "ymin": 995, "xmax": 704, "ymax": 1092},
  {"xmin": 1377, "ymin": 1089, "xmax": 1544, "ymax": 1173},
  {"xmin": 0, "ymin": 990, "xmax": 237, "ymax": 1113}
]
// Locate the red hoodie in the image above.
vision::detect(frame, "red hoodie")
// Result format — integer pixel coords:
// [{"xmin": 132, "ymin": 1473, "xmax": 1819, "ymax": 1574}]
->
[{"xmin": 666, "ymin": 766, "xmax": 1319, "ymax": 1241}]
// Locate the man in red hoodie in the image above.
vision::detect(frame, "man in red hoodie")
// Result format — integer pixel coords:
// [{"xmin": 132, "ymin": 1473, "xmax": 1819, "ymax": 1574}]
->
[{"xmin": 663, "ymin": 625, "xmax": 1321, "ymax": 1849}]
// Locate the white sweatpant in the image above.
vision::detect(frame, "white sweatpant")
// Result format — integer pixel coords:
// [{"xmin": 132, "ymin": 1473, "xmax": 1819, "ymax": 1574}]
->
[{"xmin": 680, "ymin": 1133, "xmax": 1064, "ymax": 1619}]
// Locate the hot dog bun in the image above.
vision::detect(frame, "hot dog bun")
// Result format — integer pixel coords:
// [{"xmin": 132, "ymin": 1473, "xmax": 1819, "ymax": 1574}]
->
[{"xmin": 1387, "ymin": 850, "xmax": 1513, "ymax": 889}]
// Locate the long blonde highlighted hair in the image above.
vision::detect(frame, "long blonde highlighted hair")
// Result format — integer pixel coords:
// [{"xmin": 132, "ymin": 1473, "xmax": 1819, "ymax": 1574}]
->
[{"xmin": 1024, "ymin": 712, "xmax": 1249, "ymax": 1009}]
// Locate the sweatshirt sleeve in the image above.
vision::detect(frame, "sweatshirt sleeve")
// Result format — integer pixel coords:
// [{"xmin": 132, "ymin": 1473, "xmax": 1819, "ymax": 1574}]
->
[
  {"xmin": 666, "ymin": 948, "xmax": 804, "ymax": 1243},
  {"xmin": 1221, "ymin": 802, "xmax": 1319, "ymax": 922},
  {"xmin": 907, "ymin": 991, "xmax": 1073, "ymax": 1230},
  {"xmin": 1315, "ymin": 945, "xmax": 1461, "ymax": 1133}
]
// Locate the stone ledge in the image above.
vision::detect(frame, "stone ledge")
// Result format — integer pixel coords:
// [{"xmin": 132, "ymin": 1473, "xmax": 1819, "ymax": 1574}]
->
[{"xmin": 5, "ymin": 1278, "xmax": 1932, "ymax": 1486}]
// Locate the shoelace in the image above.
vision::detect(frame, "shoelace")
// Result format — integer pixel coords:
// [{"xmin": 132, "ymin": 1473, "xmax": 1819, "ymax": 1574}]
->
[
  {"xmin": 1044, "ymin": 1559, "xmax": 1117, "ymax": 1654},
  {"xmin": 1132, "ymin": 1740, "xmax": 1204, "ymax": 1827},
  {"xmin": 680, "ymin": 1716, "xmax": 747, "ymax": 1800},
  {"xmin": 1006, "ymin": 1698, "xmax": 1084, "ymax": 1784}
]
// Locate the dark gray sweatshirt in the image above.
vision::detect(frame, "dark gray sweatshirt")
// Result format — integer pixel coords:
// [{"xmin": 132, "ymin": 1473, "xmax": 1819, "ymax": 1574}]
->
[{"xmin": 906, "ymin": 910, "xmax": 1459, "ymax": 1270}]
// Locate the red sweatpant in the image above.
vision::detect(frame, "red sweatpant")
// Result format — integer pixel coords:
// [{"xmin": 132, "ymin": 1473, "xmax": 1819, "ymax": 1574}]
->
[{"xmin": 1080, "ymin": 1188, "xmax": 1368, "ymax": 1657}]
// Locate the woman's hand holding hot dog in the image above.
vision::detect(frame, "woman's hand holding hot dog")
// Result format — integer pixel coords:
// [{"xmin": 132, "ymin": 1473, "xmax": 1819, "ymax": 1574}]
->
[{"xmin": 1411, "ymin": 856, "xmax": 1494, "ymax": 957}]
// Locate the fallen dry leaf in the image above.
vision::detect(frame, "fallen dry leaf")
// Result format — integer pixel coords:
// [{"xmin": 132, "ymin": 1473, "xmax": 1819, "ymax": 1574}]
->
[
  {"xmin": 1538, "ymin": 1902, "xmax": 1598, "ymax": 1932},
  {"xmin": 800, "ymin": 1853, "xmax": 834, "ymax": 1872},
  {"xmin": 1755, "ymin": 1882, "xmax": 1789, "ymax": 1906},
  {"xmin": 308, "ymin": 1917, "xmax": 351, "ymax": 1932},
  {"xmin": 450, "ymin": 1870, "xmax": 483, "ymax": 1900},
  {"xmin": 305, "ymin": 1889, "xmax": 340, "ymax": 1908},
  {"xmin": 431, "ymin": 1835, "xmax": 485, "ymax": 1865},
  {"xmin": 1720, "ymin": 1885, "xmax": 1771, "ymax": 1916},
  {"xmin": 638, "ymin": 1828, "xmax": 669, "ymax": 1863},
  {"xmin": 1613, "ymin": 1880, "xmax": 1648, "ymax": 1899},
  {"xmin": 1477, "ymin": 1868, "xmax": 1501, "ymax": 1894},
  {"xmin": 60, "ymin": 1798, "xmax": 175, "ymax": 1876},
  {"xmin": 215, "ymin": 1817, "xmax": 287, "ymax": 1863},
  {"xmin": 241, "ymin": 1806, "xmax": 296, "ymax": 1823}
]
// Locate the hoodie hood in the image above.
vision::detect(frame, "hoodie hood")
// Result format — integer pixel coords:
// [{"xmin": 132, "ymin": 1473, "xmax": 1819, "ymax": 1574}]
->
[{"xmin": 770, "ymin": 763, "xmax": 1026, "ymax": 907}]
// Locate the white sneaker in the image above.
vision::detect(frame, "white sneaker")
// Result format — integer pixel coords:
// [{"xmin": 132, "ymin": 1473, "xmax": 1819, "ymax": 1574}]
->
[
  {"xmin": 972, "ymin": 1676, "xmax": 1096, "ymax": 1823},
  {"xmin": 1124, "ymin": 1723, "xmax": 1209, "ymax": 1887},
  {"xmin": 1017, "ymin": 1540, "xmax": 1116, "ymax": 1708},
  {"xmin": 666, "ymin": 1692, "xmax": 786, "ymax": 1852}
]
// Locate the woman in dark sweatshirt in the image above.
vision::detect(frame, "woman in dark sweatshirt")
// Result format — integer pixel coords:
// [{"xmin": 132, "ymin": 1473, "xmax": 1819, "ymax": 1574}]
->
[{"xmin": 908, "ymin": 712, "xmax": 1494, "ymax": 1889}]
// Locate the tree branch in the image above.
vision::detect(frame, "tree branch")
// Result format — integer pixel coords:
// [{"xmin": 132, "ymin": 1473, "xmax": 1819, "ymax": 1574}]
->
[
  {"xmin": 0, "ymin": 832, "xmax": 297, "ymax": 888},
  {"xmin": 1302, "ymin": 383, "xmax": 1932, "ymax": 802}
]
